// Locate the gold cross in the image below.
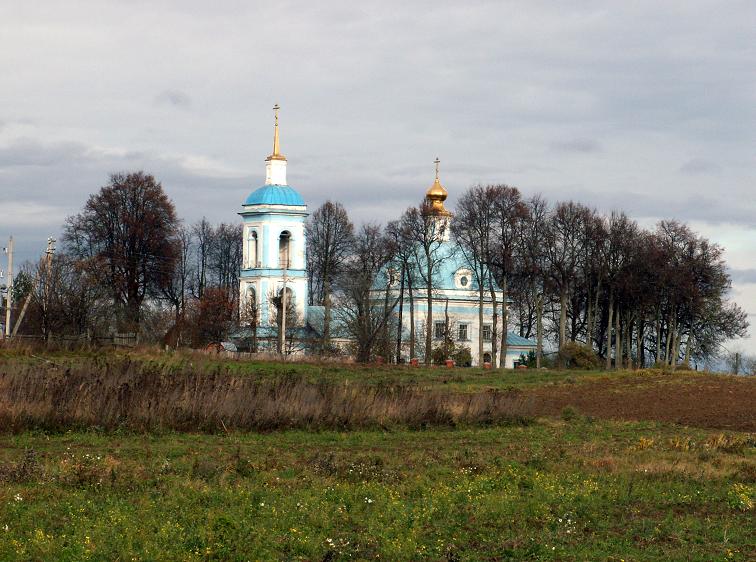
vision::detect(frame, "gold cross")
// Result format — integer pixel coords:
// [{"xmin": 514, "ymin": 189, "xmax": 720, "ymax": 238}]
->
[{"xmin": 434, "ymin": 157, "xmax": 440, "ymax": 180}]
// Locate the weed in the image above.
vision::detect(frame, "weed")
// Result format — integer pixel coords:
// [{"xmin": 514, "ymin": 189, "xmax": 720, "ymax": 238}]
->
[{"xmin": 561, "ymin": 405, "xmax": 580, "ymax": 421}]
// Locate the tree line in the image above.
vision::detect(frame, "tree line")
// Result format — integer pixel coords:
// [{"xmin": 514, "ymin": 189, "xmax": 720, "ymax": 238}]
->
[
  {"xmin": 11, "ymin": 172, "xmax": 242, "ymax": 346},
  {"xmin": 307, "ymin": 189, "xmax": 748, "ymax": 369},
  {"xmin": 6, "ymin": 171, "xmax": 748, "ymax": 370}
]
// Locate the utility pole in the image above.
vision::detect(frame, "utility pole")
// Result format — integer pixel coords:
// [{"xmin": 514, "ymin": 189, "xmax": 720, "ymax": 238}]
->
[
  {"xmin": 280, "ymin": 264, "xmax": 288, "ymax": 356},
  {"xmin": 3, "ymin": 236, "xmax": 13, "ymax": 339},
  {"xmin": 12, "ymin": 237, "xmax": 55, "ymax": 338}
]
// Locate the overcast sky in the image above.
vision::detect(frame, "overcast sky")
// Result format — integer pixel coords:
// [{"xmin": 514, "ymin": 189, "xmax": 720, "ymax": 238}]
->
[{"xmin": 2, "ymin": 1, "xmax": 755, "ymax": 351}]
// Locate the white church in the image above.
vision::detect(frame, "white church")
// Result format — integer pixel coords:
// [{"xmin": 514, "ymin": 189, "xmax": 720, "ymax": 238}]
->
[{"xmin": 237, "ymin": 107, "xmax": 536, "ymax": 367}]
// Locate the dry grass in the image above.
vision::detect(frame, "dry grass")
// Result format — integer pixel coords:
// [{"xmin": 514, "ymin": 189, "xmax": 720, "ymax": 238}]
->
[{"xmin": 0, "ymin": 357, "xmax": 534, "ymax": 432}]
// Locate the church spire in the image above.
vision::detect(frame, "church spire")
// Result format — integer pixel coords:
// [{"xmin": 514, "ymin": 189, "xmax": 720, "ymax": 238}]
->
[
  {"xmin": 267, "ymin": 103, "xmax": 286, "ymax": 162},
  {"xmin": 264, "ymin": 103, "xmax": 288, "ymax": 185}
]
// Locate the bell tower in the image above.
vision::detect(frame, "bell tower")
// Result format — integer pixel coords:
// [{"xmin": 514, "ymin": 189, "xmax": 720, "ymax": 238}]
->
[{"xmin": 239, "ymin": 105, "xmax": 308, "ymax": 338}]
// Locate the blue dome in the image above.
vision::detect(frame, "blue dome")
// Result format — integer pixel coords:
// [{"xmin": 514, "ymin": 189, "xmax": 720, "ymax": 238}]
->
[{"xmin": 244, "ymin": 184, "xmax": 305, "ymax": 206}]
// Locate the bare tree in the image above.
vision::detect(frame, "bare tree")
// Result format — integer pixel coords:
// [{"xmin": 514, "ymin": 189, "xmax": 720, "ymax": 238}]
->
[
  {"xmin": 487, "ymin": 185, "xmax": 528, "ymax": 368},
  {"xmin": 333, "ymin": 224, "xmax": 398, "ymax": 363},
  {"xmin": 306, "ymin": 201, "xmax": 354, "ymax": 351},
  {"xmin": 545, "ymin": 201, "xmax": 592, "ymax": 352},
  {"xmin": 385, "ymin": 219, "xmax": 418, "ymax": 362},
  {"xmin": 191, "ymin": 218, "xmax": 213, "ymax": 299},
  {"xmin": 160, "ymin": 225, "xmax": 193, "ymax": 345},
  {"xmin": 400, "ymin": 202, "xmax": 453, "ymax": 365},
  {"xmin": 452, "ymin": 185, "xmax": 498, "ymax": 366},
  {"xmin": 518, "ymin": 195, "xmax": 550, "ymax": 368}
]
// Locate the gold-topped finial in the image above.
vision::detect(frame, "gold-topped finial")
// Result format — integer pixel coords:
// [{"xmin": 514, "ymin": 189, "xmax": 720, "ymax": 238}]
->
[
  {"xmin": 425, "ymin": 157, "xmax": 451, "ymax": 216},
  {"xmin": 268, "ymin": 103, "xmax": 286, "ymax": 161}
]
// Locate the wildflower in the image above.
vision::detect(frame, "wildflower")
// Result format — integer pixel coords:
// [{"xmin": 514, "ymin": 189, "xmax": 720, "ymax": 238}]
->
[
  {"xmin": 3, "ymin": 524, "xmax": 8, "ymax": 532},
  {"xmin": 364, "ymin": 497, "xmax": 373, "ymax": 504},
  {"xmin": 13, "ymin": 494, "xmax": 22, "ymax": 502},
  {"xmin": 259, "ymin": 502, "xmax": 265, "ymax": 507}
]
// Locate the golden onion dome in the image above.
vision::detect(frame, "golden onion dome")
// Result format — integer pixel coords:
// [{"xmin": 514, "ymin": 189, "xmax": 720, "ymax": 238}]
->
[{"xmin": 424, "ymin": 158, "xmax": 452, "ymax": 216}]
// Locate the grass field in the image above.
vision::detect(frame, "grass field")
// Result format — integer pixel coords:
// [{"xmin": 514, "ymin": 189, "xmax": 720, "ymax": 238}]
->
[{"xmin": 1, "ymin": 350, "xmax": 754, "ymax": 560}]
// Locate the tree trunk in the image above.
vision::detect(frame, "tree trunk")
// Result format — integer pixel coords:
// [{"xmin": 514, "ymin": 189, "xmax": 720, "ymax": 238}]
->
[
  {"xmin": 478, "ymin": 273, "xmax": 485, "ymax": 366},
  {"xmin": 664, "ymin": 312, "xmax": 674, "ymax": 365},
  {"xmin": 536, "ymin": 291, "xmax": 543, "ymax": 369},
  {"xmin": 500, "ymin": 277, "xmax": 509, "ymax": 370},
  {"xmin": 590, "ymin": 278, "xmax": 602, "ymax": 350},
  {"xmin": 666, "ymin": 314, "xmax": 676, "ymax": 366},
  {"xmin": 672, "ymin": 329, "xmax": 681, "ymax": 369},
  {"xmin": 559, "ymin": 286, "xmax": 568, "ymax": 349},
  {"xmin": 636, "ymin": 316, "xmax": 644, "ymax": 368},
  {"xmin": 615, "ymin": 304, "xmax": 622, "ymax": 370},
  {"xmin": 683, "ymin": 332, "xmax": 692, "ymax": 366},
  {"xmin": 488, "ymin": 275, "xmax": 499, "ymax": 368},
  {"xmin": 408, "ymin": 275, "xmax": 415, "ymax": 360},
  {"xmin": 586, "ymin": 287, "xmax": 593, "ymax": 350},
  {"xmin": 323, "ymin": 275, "xmax": 331, "ymax": 353},
  {"xmin": 605, "ymin": 290, "xmax": 614, "ymax": 370},
  {"xmin": 655, "ymin": 309, "xmax": 662, "ymax": 365},
  {"xmin": 395, "ymin": 264, "xmax": 405, "ymax": 363},
  {"xmin": 625, "ymin": 315, "xmax": 633, "ymax": 370},
  {"xmin": 425, "ymin": 266, "xmax": 433, "ymax": 366}
]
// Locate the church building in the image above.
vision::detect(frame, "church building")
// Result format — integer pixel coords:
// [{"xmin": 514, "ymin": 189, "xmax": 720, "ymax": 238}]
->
[{"xmin": 238, "ymin": 107, "xmax": 536, "ymax": 367}]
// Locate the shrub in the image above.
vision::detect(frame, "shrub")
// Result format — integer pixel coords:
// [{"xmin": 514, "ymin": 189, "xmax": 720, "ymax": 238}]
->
[
  {"xmin": 431, "ymin": 343, "xmax": 472, "ymax": 367},
  {"xmin": 556, "ymin": 342, "xmax": 600, "ymax": 369},
  {"xmin": 561, "ymin": 405, "xmax": 579, "ymax": 421}
]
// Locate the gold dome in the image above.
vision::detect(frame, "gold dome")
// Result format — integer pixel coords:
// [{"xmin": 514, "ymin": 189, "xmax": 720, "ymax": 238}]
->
[{"xmin": 424, "ymin": 158, "xmax": 451, "ymax": 216}]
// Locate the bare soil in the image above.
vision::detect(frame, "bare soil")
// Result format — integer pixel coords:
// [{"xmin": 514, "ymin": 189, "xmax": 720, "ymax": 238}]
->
[{"xmin": 524, "ymin": 373, "xmax": 756, "ymax": 431}]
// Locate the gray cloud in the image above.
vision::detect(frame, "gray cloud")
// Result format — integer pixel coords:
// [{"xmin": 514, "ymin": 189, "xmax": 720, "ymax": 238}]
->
[
  {"xmin": 730, "ymin": 269, "xmax": 756, "ymax": 284},
  {"xmin": 1, "ymin": 0, "xmax": 755, "ymax": 349},
  {"xmin": 680, "ymin": 158, "xmax": 722, "ymax": 175},
  {"xmin": 550, "ymin": 139, "xmax": 601, "ymax": 153},
  {"xmin": 155, "ymin": 89, "xmax": 192, "ymax": 109}
]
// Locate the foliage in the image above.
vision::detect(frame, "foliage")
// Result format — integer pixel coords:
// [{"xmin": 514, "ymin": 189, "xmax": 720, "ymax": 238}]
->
[
  {"xmin": 556, "ymin": 342, "xmax": 600, "ymax": 369},
  {"xmin": 431, "ymin": 343, "xmax": 472, "ymax": 367},
  {"xmin": 63, "ymin": 172, "xmax": 179, "ymax": 331}
]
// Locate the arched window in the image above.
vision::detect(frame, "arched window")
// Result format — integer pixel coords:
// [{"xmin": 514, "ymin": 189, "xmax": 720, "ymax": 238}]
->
[
  {"xmin": 279, "ymin": 231, "xmax": 291, "ymax": 269},
  {"xmin": 278, "ymin": 286, "xmax": 295, "ymax": 306},
  {"xmin": 248, "ymin": 231, "xmax": 258, "ymax": 268},
  {"xmin": 244, "ymin": 285, "xmax": 258, "ymax": 321},
  {"xmin": 274, "ymin": 286, "xmax": 295, "ymax": 325}
]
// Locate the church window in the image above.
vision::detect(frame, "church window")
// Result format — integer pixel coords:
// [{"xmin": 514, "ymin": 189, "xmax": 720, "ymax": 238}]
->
[
  {"xmin": 434, "ymin": 321, "xmax": 445, "ymax": 339},
  {"xmin": 458, "ymin": 324, "xmax": 469, "ymax": 341},
  {"xmin": 249, "ymin": 231, "xmax": 258, "ymax": 267},
  {"xmin": 482, "ymin": 324, "xmax": 492, "ymax": 341},
  {"xmin": 279, "ymin": 231, "xmax": 291, "ymax": 268},
  {"xmin": 460, "ymin": 276, "xmax": 468, "ymax": 287}
]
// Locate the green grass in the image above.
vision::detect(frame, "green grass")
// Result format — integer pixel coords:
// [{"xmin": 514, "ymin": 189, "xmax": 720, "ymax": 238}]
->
[{"xmin": 1, "ymin": 420, "xmax": 753, "ymax": 561}]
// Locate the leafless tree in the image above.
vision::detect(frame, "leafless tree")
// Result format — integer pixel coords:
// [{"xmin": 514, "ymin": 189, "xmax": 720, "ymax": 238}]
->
[
  {"xmin": 400, "ymin": 202, "xmax": 453, "ymax": 365},
  {"xmin": 191, "ymin": 218, "xmax": 213, "ymax": 299},
  {"xmin": 487, "ymin": 185, "xmax": 528, "ymax": 368},
  {"xmin": 306, "ymin": 201, "xmax": 354, "ymax": 351},
  {"xmin": 333, "ymin": 224, "xmax": 399, "ymax": 363},
  {"xmin": 452, "ymin": 185, "xmax": 498, "ymax": 366}
]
